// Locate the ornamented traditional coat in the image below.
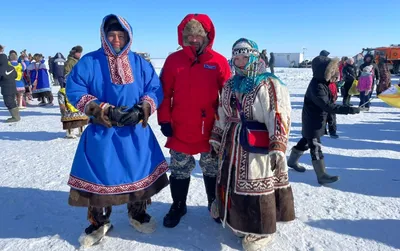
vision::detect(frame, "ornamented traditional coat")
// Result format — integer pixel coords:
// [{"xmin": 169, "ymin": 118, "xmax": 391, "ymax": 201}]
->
[
  {"xmin": 65, "ymin": 14, "xmax": 168, "ymax": 205},
  {"xmin": 210, "ymin": 73, "xmax": 295, "ymax": 235}
]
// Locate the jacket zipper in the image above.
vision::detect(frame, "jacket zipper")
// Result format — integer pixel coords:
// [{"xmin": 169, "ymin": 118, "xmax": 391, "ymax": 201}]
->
[{"xmin": 201, "ymin": 109, "xmax": 206, "ymax": 135}]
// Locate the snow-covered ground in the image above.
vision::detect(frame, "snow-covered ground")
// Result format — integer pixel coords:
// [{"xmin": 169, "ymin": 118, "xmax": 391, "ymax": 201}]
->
[{"xmin": 0, "ymin": 68, "xmax": 399, "ymax": 251}]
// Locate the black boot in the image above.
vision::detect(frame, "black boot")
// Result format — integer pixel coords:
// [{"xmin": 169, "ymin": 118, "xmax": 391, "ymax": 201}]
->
[
  {"xmin": 163, "ymin": 177, "xmax": 190, "ymax": 228},
  {"xmin": 203, "ymin": 175, "xmax": 221, "ymax": 223},
  {"xmin": 329, "ymin": 132, "xmax": 339, "ymax": 139}
]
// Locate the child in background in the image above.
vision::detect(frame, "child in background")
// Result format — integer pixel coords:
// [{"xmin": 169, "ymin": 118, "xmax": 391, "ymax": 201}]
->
[
  {"xmin": 326, "ymin": 81, "xmax": 339, "ymax": 138},
  {"xmin": 358, "ymin": 65, "xmax": 374, "ymax": 110}
]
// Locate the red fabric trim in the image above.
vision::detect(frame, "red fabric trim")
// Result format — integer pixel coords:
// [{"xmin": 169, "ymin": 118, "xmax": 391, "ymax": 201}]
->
[
  {"xmin": 68, "ymin": 161, "xmax": 168, "ymax": 195},
  {"xmin": 76, "ymin": 95, "xmax": 97, "ymax": 113},
  {"xmin": 141, "ymin": 95, "xmax": 156, "ymax": 114}
]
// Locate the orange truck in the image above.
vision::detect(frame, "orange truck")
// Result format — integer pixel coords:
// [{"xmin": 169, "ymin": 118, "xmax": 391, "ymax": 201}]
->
[{"xmin": 362, "ymin": 45, "xmax": 400, "ymax": 74}]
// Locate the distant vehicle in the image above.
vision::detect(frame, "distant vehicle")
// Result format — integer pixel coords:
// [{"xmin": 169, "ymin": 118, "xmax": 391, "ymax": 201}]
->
[
  {"xmin": 298, "ymin": 60, "xmax": 312, "ymax": 68},
  {"xmin": 361, "ymin": 45, "xmax": 400, "ymax": 74}
]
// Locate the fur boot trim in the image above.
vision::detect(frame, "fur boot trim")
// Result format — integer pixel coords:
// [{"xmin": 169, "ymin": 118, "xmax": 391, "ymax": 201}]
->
[
  {"xmin": 78, "ymin": 222, "xmax": 113, "ymax": 247},
  {"xmin": 129, "ymin": 216, "xmax": 156, "ymax": 234},
  {"xmin": 242, "ymin": 234, "xmax": 274, "ymax": 251}
]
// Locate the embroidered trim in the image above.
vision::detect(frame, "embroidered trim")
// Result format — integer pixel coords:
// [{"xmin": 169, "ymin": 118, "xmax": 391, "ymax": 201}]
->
[
  {"xmin": 68, "ymin": 161, "xmax": 168, "ymax": 195},
  {"xmin": 100, "ymin": 16, "xmax": 134, "ymax": 85},
  {"xmin": 269, "ymin": 135, "xmax": 288, "ymax": 153},
  {"xmin": 209, "ymin": 139, "xmax": 221, "ymax": 146},
  {"xmin": 212, "ymin": 126, "xmax": 224, "ymax": 137},
  {"xmin": 235, "ymin": 81, "xmax": 282, "ymax": 195},
  {"xmin": 211, "ymin": 124, "xmax": 225, "ymax": 143},
  {"xmin": 267, "ymin": 79, "xmax": 278, "ymax": 112},
  {"xmin": 76, "ymin": 95, "xmax": 97, "ymax": 113},
  {"xmin": 141, "ymin": 95, "xmax": 156, "ymax": 114}
]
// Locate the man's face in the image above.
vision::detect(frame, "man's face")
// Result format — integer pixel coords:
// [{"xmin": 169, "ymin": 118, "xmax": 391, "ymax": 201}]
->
[
  {"xmin": 74, "ymin": 52, "xmax": 82, "ymax": 59},
  {"xmin": 107, "ymin": 31, "xmax": 126, "ymax": 52},
  {"xmin": 187, "ymin": 34, "xmax": 205, "ymax": 51}
]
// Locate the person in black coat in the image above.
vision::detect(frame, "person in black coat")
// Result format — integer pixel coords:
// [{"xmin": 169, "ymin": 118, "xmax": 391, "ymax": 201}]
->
[
  {"xmin": 342, "ymin": 58, "xmax": 358, "ymax": 105},
  {"xmin": 287, "ymin": 56, "xmax": 360, "ymax": 184},
  {"xmin": 52, "ymin": 52, "xmax": 66, "ymax": 87},
  {"xmin": 0, "ymin": 54, "xmax": 20, "ymax": 122},
  {"xmin": 311, "ymin": 50, "xmax": 330, "ymax": 73},
  {"xmin": 260, "ymin": 49, "xmax": 269, "ymax": 67},
  {"xmin": 269, "ymin": 52, "xmax": 275, "ymax": 74}
]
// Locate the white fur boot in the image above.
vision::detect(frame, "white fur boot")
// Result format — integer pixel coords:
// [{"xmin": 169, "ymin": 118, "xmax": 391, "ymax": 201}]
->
[
  {"xmin": 65, "ymin": 129, "xmax": 77, "ymax": 139},
  {"xmin": 78, "ymin": 222, "xmax": 113, "ymax": 248},
  {"xmin": 242, "ymin": 234, "xmax": 274, "ymax": 251},
  {"xmin": 129, "ymin": 215, "xmax": 157, "ymax": 234}
]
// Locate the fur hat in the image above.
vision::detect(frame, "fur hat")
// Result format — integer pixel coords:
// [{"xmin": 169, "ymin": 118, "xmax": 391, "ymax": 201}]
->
[
  {"xmin": 183, "ymin": 19, "xmax": 207, "ymax": 45},
  {"xmin": 312, "ymin": 56, "xmax": 339, "ymax": 82},
  {"xmin": 71, "ymin": 45, "xmax": 83, "ymax": 53}
]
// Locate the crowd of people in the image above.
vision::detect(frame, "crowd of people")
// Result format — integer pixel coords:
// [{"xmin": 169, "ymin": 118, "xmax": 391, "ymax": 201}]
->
[
  {"xmin": 0, "ymin": 12, "xmax": 393, "ymax": 251},
  {"xmin": 0, "ymin": 44, "xmax": 89, "ymax": 138}
]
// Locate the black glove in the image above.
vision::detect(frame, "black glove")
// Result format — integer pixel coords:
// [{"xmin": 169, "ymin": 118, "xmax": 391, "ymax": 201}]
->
[
  {"xmin": 349, "ymin": 107, "xmax": 360, "ymax": 114},
  {"xmin": 160, "ymin": 123, "xmax": 173, "ymax": 137},
  {"xmin": 107, "ymin": 106, "xmax": 129, "ymax": 124},
  {"xmin": 120, "ymin": 105, "xmax": 144, "ymax": 126}
]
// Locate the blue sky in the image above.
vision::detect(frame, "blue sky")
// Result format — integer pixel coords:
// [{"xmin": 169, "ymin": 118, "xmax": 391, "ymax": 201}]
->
[{"xmin": 0, "ymin": 0, "xmax": 398, "ymax": 59}]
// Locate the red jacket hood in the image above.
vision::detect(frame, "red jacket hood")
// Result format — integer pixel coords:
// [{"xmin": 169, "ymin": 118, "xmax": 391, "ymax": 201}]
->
[{"xmin": 177, "ymin": 14, "xmax": 215, "ymax": 57}]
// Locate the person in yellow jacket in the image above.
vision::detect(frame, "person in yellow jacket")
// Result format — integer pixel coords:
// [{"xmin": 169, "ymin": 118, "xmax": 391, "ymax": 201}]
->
[
  {"xmin": 9, "ymin": 52, "xmax": 27, "ymax": 109},
  {"xmin": 58, "ymin": 87, "xmax": 88, "ymax": 138}
]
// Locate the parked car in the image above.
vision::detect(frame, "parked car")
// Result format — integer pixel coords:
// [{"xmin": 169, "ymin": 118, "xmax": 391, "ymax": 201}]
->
[{"xmin": 298, "ymin": 60, "xmax": 312, "ymax": 68}]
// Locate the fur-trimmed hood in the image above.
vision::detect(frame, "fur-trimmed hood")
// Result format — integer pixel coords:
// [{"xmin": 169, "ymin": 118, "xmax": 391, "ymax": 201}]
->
[
  {"xmin": 177, "ymin": 14, "xmax": 215, "ymax": 58},
  {"xmin": 312, "ymin": 56, "xmax": 340, "ymax": 83}
]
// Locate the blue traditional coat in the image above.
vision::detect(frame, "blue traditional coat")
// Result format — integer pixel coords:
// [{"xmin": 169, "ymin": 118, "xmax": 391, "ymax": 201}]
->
[
  {"xmin": 66, "ymin": 14, "xmax": 168, "ymax": 195},
  {"xmin": 26, "ymin": 61, "xmax": 51, "ymax": 93}
]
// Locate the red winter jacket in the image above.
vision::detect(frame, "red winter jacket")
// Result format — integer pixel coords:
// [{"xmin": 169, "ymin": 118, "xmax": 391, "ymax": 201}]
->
[
  {"xmin": 328, "ymin": 82, "xmax": 338, "ymax": 102},
  {"xmin": 158, "ymin": 14, "xmax": 231, "ymax": 155}
]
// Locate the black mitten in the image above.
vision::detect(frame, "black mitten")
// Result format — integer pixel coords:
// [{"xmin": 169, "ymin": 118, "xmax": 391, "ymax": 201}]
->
[
  {"xmin": 107, "ymin": 106, "xmax": 129, "ymax": 124},
  {"xmin": 120, "ymin": 105, "xmax": 144, "ymax": 126}
]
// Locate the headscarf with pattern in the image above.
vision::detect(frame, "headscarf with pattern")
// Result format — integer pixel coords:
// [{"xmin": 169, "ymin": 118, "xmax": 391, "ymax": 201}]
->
[{"xmin": 231, "ymin": 38, "xmax": 266, "ymax": 94}]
